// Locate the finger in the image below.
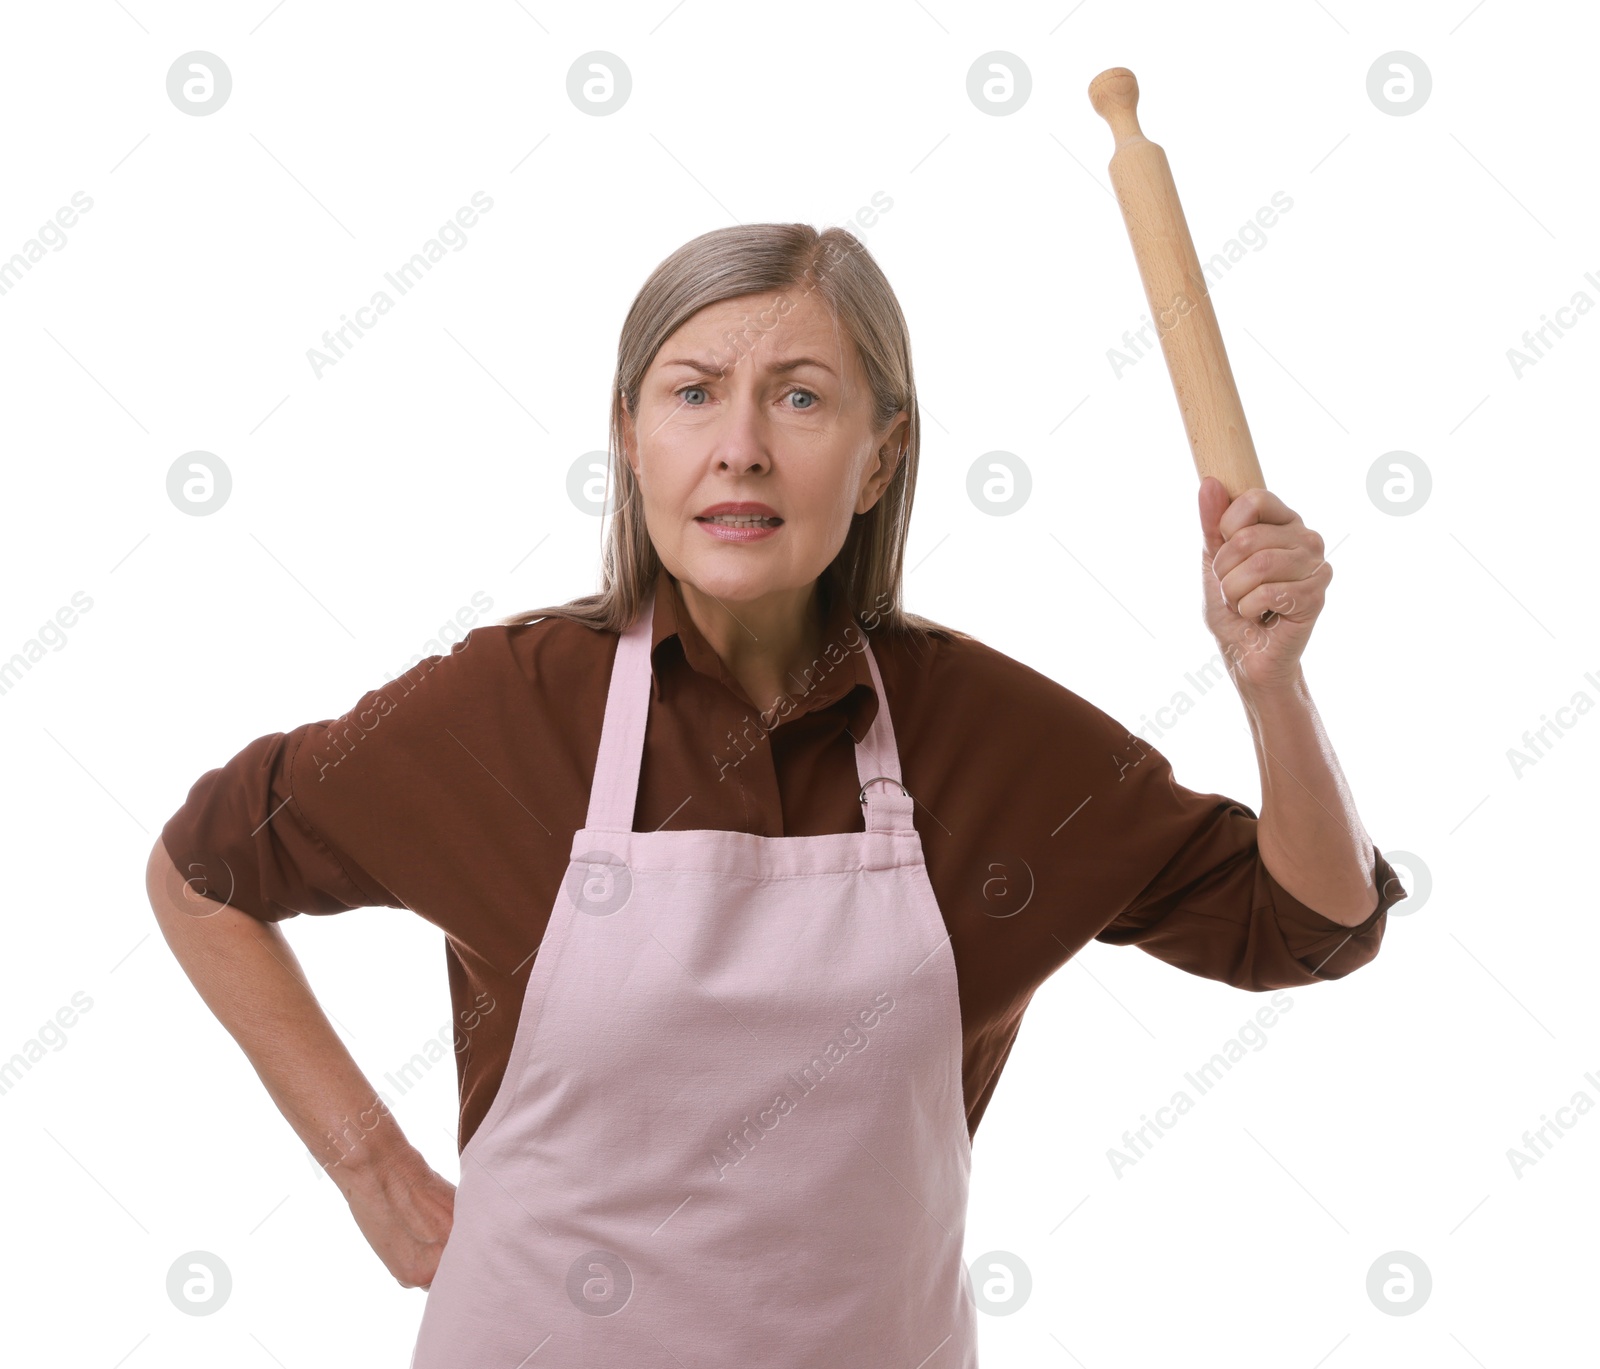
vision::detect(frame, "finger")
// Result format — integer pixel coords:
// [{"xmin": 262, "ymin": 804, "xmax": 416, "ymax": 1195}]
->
[
  {"xmin": 1218, "ymin": 486, "xmax": 1300, "ymax": 543},
  {"xmin": 1234, "ymin": 563, "xmax": 1332, "ymax": 621},
  {"xmin": 1211, "ymin": 522, "xmax": 1321, "ymax": 582},
  {"xmin": 1219, "ymin": 548, "xmax": 1327, "ymax": 613},
  {"xmin": 1198, "ymin": 477, "xmax": 1231, "ymax": 559}
]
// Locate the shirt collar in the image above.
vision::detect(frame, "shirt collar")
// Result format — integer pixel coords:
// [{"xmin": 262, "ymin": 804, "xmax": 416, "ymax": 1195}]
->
[{"xmin": 647, "ymin": 564, "xmax": 879, "ymax": 737}]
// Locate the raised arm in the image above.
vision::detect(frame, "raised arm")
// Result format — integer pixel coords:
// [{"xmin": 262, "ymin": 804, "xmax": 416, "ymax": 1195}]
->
[{"xmin": 1196, "ymin": 478, "xmax": 1399, "ymax": 925}]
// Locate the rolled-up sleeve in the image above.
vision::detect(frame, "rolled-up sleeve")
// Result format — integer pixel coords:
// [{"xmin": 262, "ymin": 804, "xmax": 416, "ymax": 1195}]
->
[
  {"xmin": 1092, "ymin": 780, "xmax": 1407, "ymax": 991},
  {"xmin": 159, "ymin": 624, "xmax": 534, "ymax": 930},
  {"xmin": 160, "ymin": 720, "xmax": 395, "ymax": 923}
]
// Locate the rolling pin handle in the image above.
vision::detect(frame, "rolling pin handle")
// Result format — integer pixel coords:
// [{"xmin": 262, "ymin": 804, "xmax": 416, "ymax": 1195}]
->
[
  {"xmin": 1088, "ymin": 67, "xmax": 1144, "ymax": 146},
  {"xmin": 1089, "ymin": 68, "xmax": 1280, "ymax": 631}
]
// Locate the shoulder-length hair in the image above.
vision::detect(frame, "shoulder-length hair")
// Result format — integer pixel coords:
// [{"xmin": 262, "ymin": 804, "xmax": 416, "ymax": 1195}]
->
[{"xmin": 494, "ymin": 221, "xmax": 968, "ymax": 644}]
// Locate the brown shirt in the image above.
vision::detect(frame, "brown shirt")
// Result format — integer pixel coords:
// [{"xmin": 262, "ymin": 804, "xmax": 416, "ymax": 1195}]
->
[{"xmin": 161, "ymin": 565, "xmax": 1402, "ymax": 1151}]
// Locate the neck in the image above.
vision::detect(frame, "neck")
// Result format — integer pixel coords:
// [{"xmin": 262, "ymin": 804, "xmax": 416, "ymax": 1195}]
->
[{"xmin": 673, "ymin": 573, "xmax": 828, "ymax": 713}]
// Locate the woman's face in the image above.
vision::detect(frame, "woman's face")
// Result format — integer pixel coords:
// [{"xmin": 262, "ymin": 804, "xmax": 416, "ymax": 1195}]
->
[{"xmin": 621, "ymin": 288, "xmax": 908, "ymax": 608}]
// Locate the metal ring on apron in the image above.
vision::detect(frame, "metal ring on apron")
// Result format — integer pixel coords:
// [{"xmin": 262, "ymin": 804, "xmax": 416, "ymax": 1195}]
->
[{"xmin": 857, "ymin": 774, "xmax": 910, "ymax": 804}]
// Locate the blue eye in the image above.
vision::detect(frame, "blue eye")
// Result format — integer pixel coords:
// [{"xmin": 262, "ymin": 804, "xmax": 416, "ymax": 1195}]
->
[{"xmin": 673, "ymin": 384, "xmax": 820, "ymax": 409}]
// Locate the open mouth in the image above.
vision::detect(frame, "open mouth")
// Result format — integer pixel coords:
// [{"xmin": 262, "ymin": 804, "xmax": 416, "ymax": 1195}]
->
[{"xmin": 694, "ymin": 515, "xmax": 783, "ymax": 528}]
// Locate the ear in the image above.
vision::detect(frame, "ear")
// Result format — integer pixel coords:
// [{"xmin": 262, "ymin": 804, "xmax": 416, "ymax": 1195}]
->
[
  {"xmin": 856, "ymin": 426, "xmax": 907, "ymax": 515},
  {"xmin": 619, "ymin": 390, "xmax": 638, "ymax": 477}
]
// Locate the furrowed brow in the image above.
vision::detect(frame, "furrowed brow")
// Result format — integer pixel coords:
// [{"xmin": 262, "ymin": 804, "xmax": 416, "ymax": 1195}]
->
[
  {"xmin": 659, "ymin": 357, "xmax": 728, "ymax": 377},
  {"xmin": 660, "ymin": 355, "xmax": 837, "ymax": 378},
  {"xmin": 771, "ymin": 356, "xmax": 836, "ymax": 377}
]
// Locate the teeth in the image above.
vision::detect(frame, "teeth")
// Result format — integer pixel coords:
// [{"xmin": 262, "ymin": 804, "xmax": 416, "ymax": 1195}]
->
[{"xmin": 704, "ymin": 515, "xmax": 778, "ymax": 526}]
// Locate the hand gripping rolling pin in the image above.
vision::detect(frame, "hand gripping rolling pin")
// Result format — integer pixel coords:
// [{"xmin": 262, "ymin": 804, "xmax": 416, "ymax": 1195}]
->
[{"xmin": 1088, "ymin": 66, "xmax": 1277, "ymax": 624}]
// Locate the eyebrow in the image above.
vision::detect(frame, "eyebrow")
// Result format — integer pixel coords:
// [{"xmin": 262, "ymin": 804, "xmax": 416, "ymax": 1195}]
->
[{"xmin": 660, "ymin": 355, "xmax": 837, "ymax": 378}]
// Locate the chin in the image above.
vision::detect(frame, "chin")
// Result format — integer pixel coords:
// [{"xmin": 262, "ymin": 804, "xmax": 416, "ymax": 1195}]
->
[{"xmin": 676, "ymin": 553, "xmax": 808, "ymax": 605}]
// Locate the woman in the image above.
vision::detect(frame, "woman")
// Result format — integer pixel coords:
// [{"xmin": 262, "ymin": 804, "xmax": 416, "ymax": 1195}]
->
[{"xmin": 149, "ymin": 223, "xmax": 1406, "ymax": 1365}]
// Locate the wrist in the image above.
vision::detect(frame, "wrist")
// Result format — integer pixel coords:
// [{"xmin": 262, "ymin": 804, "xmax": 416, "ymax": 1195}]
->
[
  {"xmin": 1234, "ymin": 663, "xmax": 1308, "ymax": 712},
  {"xmin": 310, "ymin": 1096, "xmax": 413, "ymax": 1192}
]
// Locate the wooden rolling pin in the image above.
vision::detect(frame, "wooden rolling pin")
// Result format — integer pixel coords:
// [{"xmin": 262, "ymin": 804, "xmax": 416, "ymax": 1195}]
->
[{"xmin": 1088, "ymin": 66, "xmax": 1276, "ymax": 623}]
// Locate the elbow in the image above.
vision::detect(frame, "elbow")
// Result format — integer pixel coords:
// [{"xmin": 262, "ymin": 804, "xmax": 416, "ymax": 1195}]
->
[{"xmin": 146, "ymin": 836, "xmax": 175, "ymax": 913}]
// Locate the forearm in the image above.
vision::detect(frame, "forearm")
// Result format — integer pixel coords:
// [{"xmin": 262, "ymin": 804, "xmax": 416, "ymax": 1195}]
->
[
  {"xmin": 146, "ymin": 838, "xmax": 412, "ymax": 1193},
  {"xmin": 1234, "ymin": 667, "xmax": 1380, "ymax": 926}
]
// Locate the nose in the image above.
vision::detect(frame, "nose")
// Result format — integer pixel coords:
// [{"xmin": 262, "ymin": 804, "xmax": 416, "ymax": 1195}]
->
[{"xmin": 706, "ymin": 395, "xmax": 773, "ymax": 473}]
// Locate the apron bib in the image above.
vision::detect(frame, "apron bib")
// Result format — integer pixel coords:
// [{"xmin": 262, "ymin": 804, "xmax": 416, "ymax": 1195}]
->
[{"xmin": 410, "ymin": 584, "xmax": 978, "ymax": 1367}]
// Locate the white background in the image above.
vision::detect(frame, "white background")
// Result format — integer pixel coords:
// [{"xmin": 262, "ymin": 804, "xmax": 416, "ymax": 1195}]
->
[{"xmin": 1, "ymin": 0, "xmax": 1592, "ymax": 1364}]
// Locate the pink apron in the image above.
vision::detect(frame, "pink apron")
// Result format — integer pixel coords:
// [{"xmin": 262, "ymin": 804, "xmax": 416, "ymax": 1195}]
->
[{"xmin": 409, "ymin": 584, "xmax": 977, "ymax": 1366}]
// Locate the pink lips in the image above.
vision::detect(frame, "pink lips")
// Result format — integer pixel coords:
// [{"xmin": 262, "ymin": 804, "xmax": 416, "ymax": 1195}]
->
[
  {"xmin": 694, "ymin": 501, "xmax": 783, "ymax": 543},
  {"xmin": 698, "ymin": 520, "xmax": 780, "ymax": 542}
]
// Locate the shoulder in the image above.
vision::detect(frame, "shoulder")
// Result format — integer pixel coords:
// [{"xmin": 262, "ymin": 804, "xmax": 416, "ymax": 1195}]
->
[
  {"xmin": 499, "ymin": 611, "xmax": 622, "ymax": 692},
  {"xmin": 876, "ymin": 625, "xmax": 1211, "ymax": 907},
  {"xmin": 873, "ymin": 621, "xmax": 1135, "ymax": 757},
  {"xmin": 367, "ymin": 613, "xmax": 619, "ymax": 709},
  {"xmin": 288, "ymin": 614, "xmax": 619, "ymax": 802}
]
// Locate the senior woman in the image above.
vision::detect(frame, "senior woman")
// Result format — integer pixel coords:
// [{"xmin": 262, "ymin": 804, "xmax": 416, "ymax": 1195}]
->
[{"xmin": 149, "ymin": 223, "xmax": 1407, "ymax": 1367}]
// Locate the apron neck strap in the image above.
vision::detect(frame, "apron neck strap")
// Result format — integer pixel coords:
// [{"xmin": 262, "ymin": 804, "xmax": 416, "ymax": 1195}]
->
[{"xmin": 584, "ymin": 582, "xmax": 915, "ymax": 836}]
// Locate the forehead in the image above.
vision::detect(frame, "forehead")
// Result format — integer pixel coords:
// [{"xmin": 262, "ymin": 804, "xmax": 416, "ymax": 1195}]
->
[{"xmin": 649, "ymin": 289, "xmax": 855, "ymax": 375}]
